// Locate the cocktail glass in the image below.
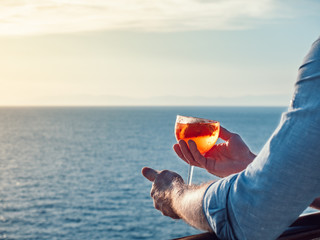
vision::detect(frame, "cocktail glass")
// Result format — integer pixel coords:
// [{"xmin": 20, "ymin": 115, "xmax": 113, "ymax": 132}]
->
[{"xmin": 175, "ymin": 115, "xmax": 220, "ymax": 185}]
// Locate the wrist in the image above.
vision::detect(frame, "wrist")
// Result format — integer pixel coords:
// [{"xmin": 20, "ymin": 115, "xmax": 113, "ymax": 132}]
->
[
  {"xmin": 171, "ymin": 180, "xmax": 187, "ymax": 218},
  {"xmin": 171, "ymin": 182, "xmax": 214, "ymax": 231},
  {"xmin": 248, "ymin": 151, "xmax": 256, "ymax": 163},
  {"xmin": 242, "ymin": 150, "xmax": 256, "ymax": 167}
]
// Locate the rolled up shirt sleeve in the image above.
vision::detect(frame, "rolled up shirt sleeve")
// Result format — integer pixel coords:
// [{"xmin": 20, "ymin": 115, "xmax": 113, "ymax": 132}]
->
[
  {"xmin": 203, "ymin": 36, "xmax": 320, "ymax": 240},
  {"xmin": 203, "ymin": 175, "xmax": 239, "ymax": 239}
]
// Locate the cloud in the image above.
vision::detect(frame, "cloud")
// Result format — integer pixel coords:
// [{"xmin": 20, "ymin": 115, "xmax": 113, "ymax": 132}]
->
[{"xmin": 0, "ymin": 0, "xmax": 277, "ymax": 35}]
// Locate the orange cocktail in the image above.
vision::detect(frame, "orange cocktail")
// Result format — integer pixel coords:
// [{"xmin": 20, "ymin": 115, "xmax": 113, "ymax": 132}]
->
[{"xmin": 175, "ymin": 115, "xmax": 220, "ymax": 184}]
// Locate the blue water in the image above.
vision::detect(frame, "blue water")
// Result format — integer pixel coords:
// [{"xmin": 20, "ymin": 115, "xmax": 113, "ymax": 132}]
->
[{"xmin": 0, "ymin": 106, "xmax": 291, "ymax": 239}]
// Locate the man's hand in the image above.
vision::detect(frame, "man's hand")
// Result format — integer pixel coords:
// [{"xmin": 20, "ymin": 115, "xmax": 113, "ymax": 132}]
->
[
  {"xmin": 173, "ymin": 126, "xmax": 256, "ymax": 178},
  {"xmin": 142, "ymin": 167, "xmax": 184, "ymax": 219},
  {"xmin": 142, "ymin": 167, "xmax": 213, "ymax": 231}
]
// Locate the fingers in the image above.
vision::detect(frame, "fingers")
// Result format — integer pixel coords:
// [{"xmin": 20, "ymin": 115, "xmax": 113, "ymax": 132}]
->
[
  {"xmin": 173, "ymin": 143, "xmax": 198, "ymax": 166},
  {"xmin": 173, "ymin": 143, "xmax": 187, "ymax": 162},
  {"xmin": 179, "ymin": 140, "xmax": 201, "ymax": 167},
  {"xmin": 142, "ymin": 167, "xmax": 159, "ymax": 182},
  {"xmin": 188, "ymin": 140, "xmax": 208, "ymax": 168},
  {"xmin": 219, "ymin": 126, "xmax": 234, "ymax": 141}
]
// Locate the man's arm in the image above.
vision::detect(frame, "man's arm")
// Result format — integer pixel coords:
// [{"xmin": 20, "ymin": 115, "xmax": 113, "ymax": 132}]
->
[
  {"xmin": 142, "ymin": 167, "xmax": 213, "ymax": 231},
  {"xmin": 141, "ymin": 125, "xmax": 256, "ymax": 233}
]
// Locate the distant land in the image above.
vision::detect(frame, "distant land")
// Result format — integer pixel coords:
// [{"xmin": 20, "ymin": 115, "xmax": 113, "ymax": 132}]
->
[{"xmin": 7, "ymin": 94, "xmax": 292, "ymax": 106}]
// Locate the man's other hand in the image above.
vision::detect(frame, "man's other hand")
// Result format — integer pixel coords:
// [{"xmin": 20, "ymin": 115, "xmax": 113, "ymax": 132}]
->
[{"xmin": 142, "ymin": 167, "xmax": 184, "ymax": 219}]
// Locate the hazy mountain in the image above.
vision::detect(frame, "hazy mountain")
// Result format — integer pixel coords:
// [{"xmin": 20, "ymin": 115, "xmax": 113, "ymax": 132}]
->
[{"xmin": 25, "ymin": 94, "xmax": 291, "ymax": 106}]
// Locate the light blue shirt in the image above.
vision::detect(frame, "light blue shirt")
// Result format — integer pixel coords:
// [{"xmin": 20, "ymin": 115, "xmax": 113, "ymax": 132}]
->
[{"xmin": 203, "ymin": 36, "xmax": 320, "ymax": 240}]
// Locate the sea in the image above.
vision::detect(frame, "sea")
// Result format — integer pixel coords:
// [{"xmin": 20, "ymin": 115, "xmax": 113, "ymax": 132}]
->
[{"xmin": 0, "ymin": 106, "xmax": 315, "ymax": 240}]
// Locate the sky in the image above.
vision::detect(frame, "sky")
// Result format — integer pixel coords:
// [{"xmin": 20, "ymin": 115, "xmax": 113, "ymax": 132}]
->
[{"xmin": 0, "ymin": 0, "xmax": 319, "ymax": 106}]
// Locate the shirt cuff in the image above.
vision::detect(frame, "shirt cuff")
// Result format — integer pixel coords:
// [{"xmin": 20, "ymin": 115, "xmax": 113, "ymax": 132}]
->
[{"xmin": 202, "ymin": 174, "xmax": 238, "ymax": 240}]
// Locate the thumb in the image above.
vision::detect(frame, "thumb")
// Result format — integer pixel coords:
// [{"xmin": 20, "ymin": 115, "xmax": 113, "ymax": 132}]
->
[
  {"xmin": 219, "ymin": 126, "xmax": 234, "ymax": 141},
  {"xmin": 141, "ymin": 167, "xmax": 159, "ymax": 182}
]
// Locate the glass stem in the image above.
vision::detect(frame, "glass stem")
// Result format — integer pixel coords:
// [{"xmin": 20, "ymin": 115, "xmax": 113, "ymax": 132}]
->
[{"xmin": 187, "ymin": 165, "xmax": 194, "ymax": 185}]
